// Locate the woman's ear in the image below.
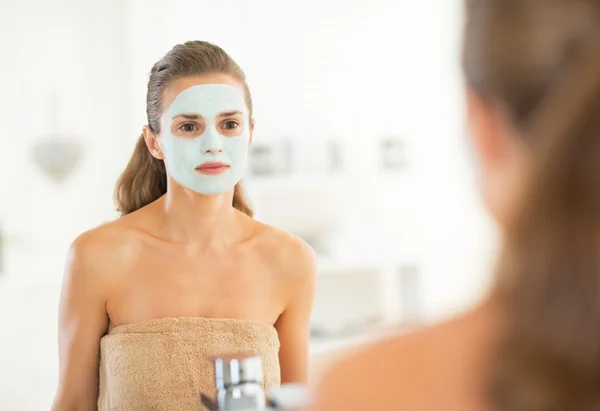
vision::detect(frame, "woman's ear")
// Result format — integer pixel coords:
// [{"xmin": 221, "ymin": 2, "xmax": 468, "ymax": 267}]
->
[
  {"xmin": 249, "ymin": 119, "xmax": 256, "ymax": 146},
  {"xmin": 467, "ymin": 89, "xmax": 531, "ymax": 223},
  {"xmin": 143, "ymin": 126, "xmax": 164, "ymax": 160},
  {"xmin": 467, "ymin": 91, "xmax": 505, "ymax": 168}
]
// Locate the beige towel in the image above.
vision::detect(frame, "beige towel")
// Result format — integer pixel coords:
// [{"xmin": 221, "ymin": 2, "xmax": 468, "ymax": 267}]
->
[{"xmin": 98, "ymin": 317, "xmax": 281, "ymax": 411}]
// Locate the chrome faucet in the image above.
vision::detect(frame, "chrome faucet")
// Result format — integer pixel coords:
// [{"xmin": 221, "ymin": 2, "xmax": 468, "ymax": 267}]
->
[
  {"xmin": 212, "ymin": 354, "xmax": 267, "ymax": 411},
  {"xmin": 201, "ymin": 354, "xmax": 309, "ymax": 411}
]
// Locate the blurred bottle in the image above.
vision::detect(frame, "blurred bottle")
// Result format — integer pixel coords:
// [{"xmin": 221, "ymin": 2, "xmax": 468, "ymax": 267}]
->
[{"xmin": 328, "ymin": 139, "xmax": 343, "ymax": 173}]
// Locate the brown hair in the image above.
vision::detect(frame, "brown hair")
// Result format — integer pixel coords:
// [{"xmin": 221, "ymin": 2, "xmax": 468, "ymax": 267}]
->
[
  {"xmin": 464, "ymin": 1, "xmax": 600, "ymax": 410},
  {"xmin": 115, "ymin": 41, "xmax": 254, "ymax": 217}
]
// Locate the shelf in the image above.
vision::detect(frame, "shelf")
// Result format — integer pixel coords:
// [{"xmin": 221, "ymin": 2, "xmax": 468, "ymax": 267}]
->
[
  {"xmin": 317, "ymin": 257, "xmax": 417, "ymax": 276},
  {"xmin": 244, "ymin": 170, "xmax": 412, "ymax": 192}
]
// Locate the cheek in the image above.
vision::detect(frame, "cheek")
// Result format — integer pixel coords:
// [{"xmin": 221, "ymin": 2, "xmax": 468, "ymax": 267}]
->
[
  {"xmin": 222, "ymin": 137, "xmax": 249, "ymax": 160},
  {"xmin": 159, "ymin": 133, "xmax": 193, "ymax": 166}
]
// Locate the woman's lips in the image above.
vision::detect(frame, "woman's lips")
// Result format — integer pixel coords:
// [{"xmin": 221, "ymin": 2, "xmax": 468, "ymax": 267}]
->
[{"xmin": 195, "ymin": 162, "xmax": 230, "ymax": 175}]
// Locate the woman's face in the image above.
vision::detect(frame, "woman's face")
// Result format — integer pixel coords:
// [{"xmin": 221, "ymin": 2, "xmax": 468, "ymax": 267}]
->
[
  {"xmin": 467, "ymin": 89, "xmax": 532, "ymax": 225},
  {"xmin": 144, "ymin": 73, "xmax": 253, "ymax": 196}
]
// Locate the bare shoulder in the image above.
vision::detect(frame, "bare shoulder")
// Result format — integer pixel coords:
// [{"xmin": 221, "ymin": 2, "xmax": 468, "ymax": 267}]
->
[
  {"xmin": 66, "ymin": 212, "xmax": 148, "ymax": 278},
  {"xmin": 253, "ymin": 221, "xmax": 317, "ymax": 278},
  {"xmin": 313, "ymin": 308, "xmax": 495, "ymax": 410},
  {"xmin": 313, "ymin": 326, "xmax": 438, "ymax": 409}
]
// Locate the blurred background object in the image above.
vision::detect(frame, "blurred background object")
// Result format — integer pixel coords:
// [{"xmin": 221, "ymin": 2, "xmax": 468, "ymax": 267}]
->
[{"xmin": 0, "ymin": 0, "xmax": 498, "ymax": 409}]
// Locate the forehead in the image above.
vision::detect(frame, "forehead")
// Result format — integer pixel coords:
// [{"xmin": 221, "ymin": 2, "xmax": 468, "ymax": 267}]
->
[
  {"xmin": 162, "ymin": 74, "xmax": 246, "ymax": 114},
  {"xmin": 166, "ymin": 85, "xmax": 247, "ymax": 120}
]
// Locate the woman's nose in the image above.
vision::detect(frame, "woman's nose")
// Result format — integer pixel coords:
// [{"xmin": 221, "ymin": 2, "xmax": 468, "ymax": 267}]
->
[
  {"xmin": 201, "ymin": 128, "xmax": 224, "ymax": 154},
  {"xmin": 203, "ymin": 146, "xmax": 223, "ymax": 154}
]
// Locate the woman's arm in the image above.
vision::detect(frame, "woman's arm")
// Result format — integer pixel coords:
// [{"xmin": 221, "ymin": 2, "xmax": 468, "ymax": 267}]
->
[
  {"xmin": 52, "ymin": 234, "xmax": 110, "ymax": 411},
  {"xmin": 274, "ymin": 240, "xmax": 317, "ymax": 384}
]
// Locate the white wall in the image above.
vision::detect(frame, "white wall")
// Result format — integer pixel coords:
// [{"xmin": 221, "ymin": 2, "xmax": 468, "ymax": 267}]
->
[
  {"xmin": 0, "ymin": 0, "xmax": 130, "ymax": 272},
  {"xmin": 405, "ymin": 1, "xmax": 499, "ymax": 319},
  {"xmin": 0, "ymin": 0, "xmax": 129, "ymax": 408}
]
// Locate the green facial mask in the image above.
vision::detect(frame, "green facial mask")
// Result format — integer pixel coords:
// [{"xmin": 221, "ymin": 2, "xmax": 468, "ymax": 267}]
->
[{"xmin": 159, "ymin": 84, "xmax": 250, "ymax": 195}]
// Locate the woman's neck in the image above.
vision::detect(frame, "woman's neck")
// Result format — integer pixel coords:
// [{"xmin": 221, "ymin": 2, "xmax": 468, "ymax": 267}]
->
[{"xmin": 158, "ymin": 186, "xmax": 240, "ymax": 250}]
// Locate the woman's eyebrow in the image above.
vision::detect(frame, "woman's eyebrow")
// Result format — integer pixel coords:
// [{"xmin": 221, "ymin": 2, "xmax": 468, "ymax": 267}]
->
[
  {"xmin": 216, "ymin": 110, "xmax": 243, "ymax": 118},
  {"xmin": 172, "ymin": 113, "xmax": 204, "ymax": 120}
]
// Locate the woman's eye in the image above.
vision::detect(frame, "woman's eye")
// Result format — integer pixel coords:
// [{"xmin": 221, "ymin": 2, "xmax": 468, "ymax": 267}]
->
[
  {"xmin": 223, "ymin": 121, "xmax": 239, "ymax": 130},
  {"xmin": 179, "ymin": 123, "xmax": 197, "ymax": 132}
]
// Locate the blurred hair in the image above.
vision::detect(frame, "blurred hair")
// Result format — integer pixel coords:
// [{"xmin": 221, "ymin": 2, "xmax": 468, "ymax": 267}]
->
[{"xmin": 464, "ymin": 1, "xmax": 600, "ymax": 409}]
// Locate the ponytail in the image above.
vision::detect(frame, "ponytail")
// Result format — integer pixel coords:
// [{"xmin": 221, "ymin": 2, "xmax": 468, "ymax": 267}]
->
[
  {"xmin": 115, "ymin": 135, "xmax": 167, "ymax": 216},
  {"xmin": 233, "ymin": 182, "xmax": 254, "ymax": 218},
  {"xmin": 488, "ymin": 24, "xmax": 600, "ymax": 411},
  {"xmin": 115, "ymin": 135, "xmax": 254, "ymax": 217}
]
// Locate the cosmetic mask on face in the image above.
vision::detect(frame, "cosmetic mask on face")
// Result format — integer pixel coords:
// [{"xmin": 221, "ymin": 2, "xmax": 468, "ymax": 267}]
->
[{"xmin": 159, "ymin": 84, "xmax": 250, "ymax": 195}]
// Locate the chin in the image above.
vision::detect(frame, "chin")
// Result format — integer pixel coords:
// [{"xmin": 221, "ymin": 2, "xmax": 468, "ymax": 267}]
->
[{"xmin": 193, "ymin": 184, "xmax": 235, "ymax": 196}]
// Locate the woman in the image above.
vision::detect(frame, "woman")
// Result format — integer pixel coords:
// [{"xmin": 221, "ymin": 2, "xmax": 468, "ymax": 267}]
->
[
  {"xmin": 313, "ymin": 1, "xmax": 600, "ymax": 410},
  {"xmin": 52, "ymin": 41, "xmax": 316, "ymax": 411}
]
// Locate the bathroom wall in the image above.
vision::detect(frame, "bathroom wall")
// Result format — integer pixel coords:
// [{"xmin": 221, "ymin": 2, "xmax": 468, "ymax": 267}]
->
[
  {"xmin": 0, "ymin": 0, "xmax": 129, "ymax": 274},
  {"xmin": 0, "ymin": 0, "xmax": 129, "ymax": 408}
]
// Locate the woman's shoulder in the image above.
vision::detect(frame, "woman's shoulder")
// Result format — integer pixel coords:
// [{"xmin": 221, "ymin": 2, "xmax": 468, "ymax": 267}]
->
[
  {"xmin": 252, "ymin": 221, "xmax": 317, "ymax": 277},
  {"xmin": 68, "ymin": 215, "xmax": 147, "ymax": 272},
  {"xmin": 314, "ymin": 323, "xmax": 444, "ymax": 399},
  {"xmin": 312, "ymin": 306, "xmax": 497, "ymax": 410}
]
